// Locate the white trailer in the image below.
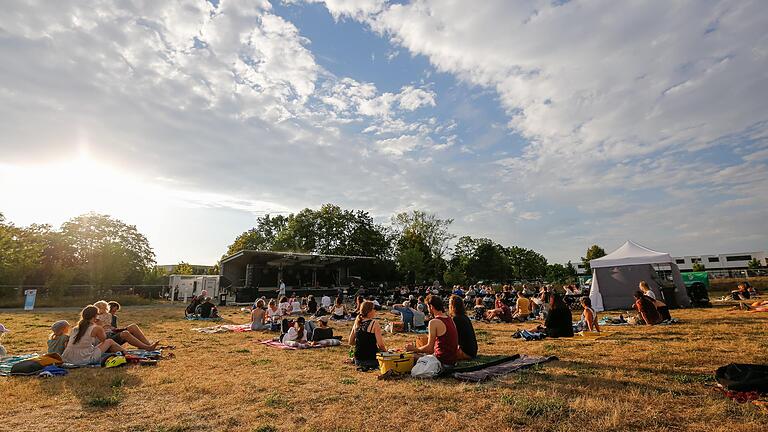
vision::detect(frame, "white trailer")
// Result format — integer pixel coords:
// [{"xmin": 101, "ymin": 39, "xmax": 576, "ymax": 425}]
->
[{"xmin": 169, "ymin": 275, "xmax": 223, "ymax": 302}]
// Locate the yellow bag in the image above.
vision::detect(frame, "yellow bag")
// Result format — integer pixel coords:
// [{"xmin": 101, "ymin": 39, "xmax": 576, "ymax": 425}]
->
[{"xmin": 376, "ymin": 352, "xmax": 415, "ymax": 375}]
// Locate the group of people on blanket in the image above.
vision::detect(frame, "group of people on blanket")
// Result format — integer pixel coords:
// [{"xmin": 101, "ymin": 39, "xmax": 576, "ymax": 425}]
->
[
  {"xmin": 350, "ymin": 295, "xmax": 479, "ymax": 372},
  {"xmin": 0, "ymin": 301, "xmax": 158, "ymax": 367}
]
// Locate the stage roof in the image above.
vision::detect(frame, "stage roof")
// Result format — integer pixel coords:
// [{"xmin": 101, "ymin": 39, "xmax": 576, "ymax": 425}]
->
[{"xmin": 220, "ymin": 250, "xmax": 375, "ymax": 268}]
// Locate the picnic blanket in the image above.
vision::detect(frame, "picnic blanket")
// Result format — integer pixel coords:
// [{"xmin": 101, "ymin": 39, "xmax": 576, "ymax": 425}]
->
[
  {"xmin": 453, "ymin": 354, "xmax": 558, "ymax": 382},
  {"xmin": 258, "ymin": 339, "xmax": 342, "ymax": 350},
  {"xmin": 0, "ymin": 354, "xmax": 40, "ymax": 376},
  {"xmin": 186, "ymin": 316, "xmax": 223, "ymax": 322},
  {"xmin": 450, "ymin": 355, "xmax": 518, "ymax": 374},
  {"xmin": 192, "ymin": 324, "xmax": 251, "ymax": 333}
]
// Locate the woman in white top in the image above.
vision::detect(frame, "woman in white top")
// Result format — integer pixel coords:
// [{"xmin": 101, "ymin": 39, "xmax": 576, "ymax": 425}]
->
[
  {"xmin": 290, "ymin": 298, "xmax": 302, "ymax": 315},
  {"xmin": 639, "ymin": 281, "xmax": 656, "ymax": 300},
  {"xmin": 331, "ymin": 296, "xmax": 346, "ymax": 320},
  {"xmin": 266, "ymin": 300, "xmax": 282, "ymax": 323},
  {"xmin": 282, "ymin": 317, "xmax": 308, "ymax": 346},
  {"xmin": 63, "ymin": 305, "xmax": 124, "ymax": 365},
  {"xmin": 278, "ymin": 296, "xmax": 292, "ymax": 316}
]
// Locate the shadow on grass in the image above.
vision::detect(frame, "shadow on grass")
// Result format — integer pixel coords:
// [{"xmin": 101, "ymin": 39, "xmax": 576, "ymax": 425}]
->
[{"xmin": 37, "ymin": 367, "xmax": 143, "ymax": 410}]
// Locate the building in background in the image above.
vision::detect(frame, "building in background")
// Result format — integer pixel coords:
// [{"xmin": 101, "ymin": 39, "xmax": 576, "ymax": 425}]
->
[{"xmin": 571, "ymin": 251, "xmax": 767, "ymax": 277}]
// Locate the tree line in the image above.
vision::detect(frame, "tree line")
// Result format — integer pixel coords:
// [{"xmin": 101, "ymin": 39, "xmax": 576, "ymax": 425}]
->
[{"xmin": 0, "ymin": 205, "xmax": 607, "ymax": 290}]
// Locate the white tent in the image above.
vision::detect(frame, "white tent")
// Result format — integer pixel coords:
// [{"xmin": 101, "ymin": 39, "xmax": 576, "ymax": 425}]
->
[{"xmin": 589, "ymin": 240, "xmax": 690, "ymax": 311}]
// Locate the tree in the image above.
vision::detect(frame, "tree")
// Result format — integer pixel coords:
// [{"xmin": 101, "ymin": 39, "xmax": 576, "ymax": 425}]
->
[
  {"xmin": 505, "ymin": 246, "xmax": 548, "ymax": 280},
  {"xmin": 391, "ymin": 210, "xmax": 454, "ymax": 282},
  {"xmin": 225, "ymin": 214, "xmax": 289, "ymax": 256},
  {"xmin": 60, "ymin": 213, "xmax": 155, "ymax": 287},
  {"xmin": 174, "ymin": 261, "xmax": 194, "ymax": 275},
  {"xmin": 565, "ymin": 261, "xmax": 578, "ymax": 281},
  {"xmin": 581, "ymin": 245, "xmax": 607, "ymax": 273},
  {"xmin": 747, "ymin": 258, "xmax": 762, "ymax": 270},
  {"xmin": 546, "ymin": 263, "xmax": 569, "ymax": 284},
  {"xmin": 0, "ymin": 214, "xmax": 50, "ymax": 285},
  {"xmin": 692, "ymin": 262, "xmax": 706, "ymax": 272}
]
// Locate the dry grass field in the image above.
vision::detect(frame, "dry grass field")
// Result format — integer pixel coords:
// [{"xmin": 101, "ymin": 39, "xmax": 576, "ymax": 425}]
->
[{"xmin": 1, "ymin": 304, "xmax": 766, "ymax": 432}]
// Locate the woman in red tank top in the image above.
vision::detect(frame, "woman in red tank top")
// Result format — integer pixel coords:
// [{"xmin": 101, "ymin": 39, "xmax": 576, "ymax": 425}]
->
[{"xmin": 405, "ymin": 295, "xmax": 459, "ymax": 366}]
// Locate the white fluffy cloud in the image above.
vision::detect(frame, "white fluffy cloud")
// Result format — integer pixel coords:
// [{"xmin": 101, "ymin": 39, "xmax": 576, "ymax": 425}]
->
[{"xmin": 308, "ymin": 0, "xmax": 768, "ymax": 258}]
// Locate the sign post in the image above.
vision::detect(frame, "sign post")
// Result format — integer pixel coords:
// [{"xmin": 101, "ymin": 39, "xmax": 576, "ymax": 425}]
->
[{"xmin": 24, "ymin": 289, "xmax": 37, "ymax": 311}]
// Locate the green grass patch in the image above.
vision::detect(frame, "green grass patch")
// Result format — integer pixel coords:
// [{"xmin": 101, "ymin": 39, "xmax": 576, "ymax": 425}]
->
[
  {"xmin": 501, "ymin": 394, "xmax": 570, "ymax": 418},
  {"xmin": 671, "ymin": 373, "xmax": 713, "ymax": 384},
  {"xmin": 251, "ymin": 358, "xmax": 272, "ymax": 366},
  {"xmin": 339, "ymin": 377, "xmax": 358, "ymax": 385},
  {"xmin": 231, "ymin": 348, "xmax": 250, "ymax": 353},
  {"xmin": 264, "ymin": 393, "xmax": 284, "ymax": 408},
  {"xmin": 87, "ymin": 392, "xmax": 122, "ymax": 408}
]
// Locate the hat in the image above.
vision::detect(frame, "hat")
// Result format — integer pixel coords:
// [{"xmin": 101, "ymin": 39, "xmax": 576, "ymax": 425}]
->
[
  {"xmin": 51, "ymin": 320, "xmax": 69, "ymax": 333},
  {"xmin": 0, "ymin": 323, "xmax": 9, "ymax": 333},
  {"xmin": 316, "ymin": 315, "xmax": 329, "ymax": 324}
]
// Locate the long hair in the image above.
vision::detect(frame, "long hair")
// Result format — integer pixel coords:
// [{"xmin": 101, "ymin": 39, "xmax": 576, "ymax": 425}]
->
[
  {"xmin": 73, "ymin": 305, "xmax": 98, "ymax": 344},
  {"xmin": 295, "ymin": 317, "xmax": 305, "ymax": 341},
  {"xmin": 355, "ymin": 301, "xmax": 375, "ymax": 326},
  {"xmin": 449, "ymin": 295, "xmax": 466, "ymax": 317},
  {"xmin": 549, "ymin": 293, "xmax": 567, "ymax": 311},
  {"xmin": 639, "ymin": 281, "xmax": 650, "ymax": 291}
]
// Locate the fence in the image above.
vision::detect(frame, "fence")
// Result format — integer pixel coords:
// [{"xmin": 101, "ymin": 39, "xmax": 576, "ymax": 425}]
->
[{"xmin": 0, "ymin": 285, "xmax": 168, "ymax": 308}]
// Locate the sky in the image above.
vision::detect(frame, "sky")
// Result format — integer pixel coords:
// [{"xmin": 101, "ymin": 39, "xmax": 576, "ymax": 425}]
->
[{"xmin": 0, "ymin": 0, "xmax": 767, "ymax": 265}]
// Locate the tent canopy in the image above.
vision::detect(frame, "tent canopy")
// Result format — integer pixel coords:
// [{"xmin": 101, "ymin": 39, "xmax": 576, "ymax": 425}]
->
[{"xmin": 590, "ymin": 240, "xmax": 673, "ymax": 269}]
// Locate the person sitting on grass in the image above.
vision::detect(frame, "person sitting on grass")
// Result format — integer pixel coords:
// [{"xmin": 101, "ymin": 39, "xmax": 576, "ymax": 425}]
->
[
  {"xmin": 97, "ymin": 301, "xmax": 158, "ymax": 351},
  {"xmin": 472, "ymin": 297, "xmax": 486, "ymax": 321},
  {"xmin": 513, "ymin": 291, "xmax": 532, "ymax": 322},
  {"xmin": 392, "ymin": 300, "xmax": 415, "ymax": 330},
  {"xmin": 529, "ymin": 293, "xmax": 574, "ymax": 338},
  {"xmin": 47, "ymin": 320, "xmax": 71, "ymax": 356},
  {"xmin": 352, "ymin": 295, "xmax": 365, "ymax": 318},
  {"xmin": 405, "ymin": 295, "xmax": 459, "ymax": 368},
  {"xmin": 575, "ymin": 297, "xmax": 600, "ymax": 333},
  {"xmin": 648, "ymin": 295, "xmax": 672, "ymax": 321},
  {"xmin": 310, "ymin": 315, "xmax": 334, "ymax": 343},
  {"xmin": 349, "ymin": 301, "xmax": 386, "ymax": 370},
  {"xmin": 278, "ymin": 296, "xmax": 292, "ymax": 316},
  {"xmin": 251, "ymin": 299, "xmax": 268, "ymax": 331},
  {"xmin": 639, "ymin": 281, "xmax": 656, "ymax": 300},
  {"xmin": 63, "ymin": 305, "xmax": 125, "ymax": 366},
  {"xmin": 634, "ymin": 291, "xmax": 662, "ymax": 325},
  {"xmin": 0, "ymin": 323, "xmax": 9, "ymax": 357},
  {"xmin": 306, "ymin": 295, "xmax": 318, "ymax": 315},
  {"xmin": 331, "ymin": 297, "xmax": 347, "ymax": 320},
  {"xmin": 290, "ymin": 296, "xmax": 303, "ymax": 315},
  {"xmin": 449, "ymin": 295, "xmax": 477, "ymax": 360},
  {"xmin": 196, "ymin": 297, "xmax": 219, "ymax": 319},
  {"xmin": 282, "ymin": 316, "xmax": 308, "ymax": 346},
  {"xmin": 412, "ymin": 303, "xmax": 427, "ymax": 331},
  {"xmin": 267, "ymin": 299, "xmax": 282, "ymax": 327},
  {"xmin": 731, "ymin": 283, "xmax": 751, "ymax": 301},
  {"xmin": 485, "ymin": 293, "xmax": 513, "ymax": 323}
]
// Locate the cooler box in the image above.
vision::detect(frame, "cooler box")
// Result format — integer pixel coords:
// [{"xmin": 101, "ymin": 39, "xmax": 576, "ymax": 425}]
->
[{"xmin": 376, "ymin": 352, "xmax": 415, "ymax": 375}]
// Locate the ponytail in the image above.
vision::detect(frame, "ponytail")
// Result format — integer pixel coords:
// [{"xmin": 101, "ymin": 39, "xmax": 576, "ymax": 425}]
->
[{"xmin": 73, "ymin": 305, "xmax": 98, "ymax": 344}]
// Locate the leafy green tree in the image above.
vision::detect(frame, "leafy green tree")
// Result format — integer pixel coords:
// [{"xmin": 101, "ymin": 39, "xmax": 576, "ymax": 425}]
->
[
  {"xmin": 0, "ymin": 214, "xmax": 47, "ymax": 285},
  {"xmin": 565, "ymin": 261, "xmax": 578, "ymax": 281},
  {"xmin": 546, "ymin": 263, "xmax": 569, "ymax": 283},
  {"xmin": 60, "ymin": 213, "xmax": 155, "ymax": 287},
  {"xmin": 391, "ymin": 210, "xmax": 453, "ymax": 282},
  {"xmin": 467, "ymin": 242, "xmax": 508, "ymax": 281},
  {"xmin": 505, "ymin": 246, "xmax": 548, "ymax": 280},
  {"xmin": 581, "ymin": 244, "xmax": 607, "ymax": 273},
  {"xmin": 174, "ymin": 261, "xmax": 194, "ymax": 275},
  {"xmin": 747, "ymin": 258, "xmax": 762, "ymax": 270},
  {"xmin": 225, "ymin": 214, "xmax": 289, "ymax": 256},
  {"xmin": 207, "ymin": 263, "xmax": 220, "ymax": 275},
  {"xmin": 691, "ymin": 262, "xmax": 706, "ymax": 272}
]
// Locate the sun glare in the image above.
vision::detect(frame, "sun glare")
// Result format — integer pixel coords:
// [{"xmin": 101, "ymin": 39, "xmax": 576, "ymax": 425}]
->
[{"xmin": 0, "ymin": 156, "xmax": 166, "ymax": 227}]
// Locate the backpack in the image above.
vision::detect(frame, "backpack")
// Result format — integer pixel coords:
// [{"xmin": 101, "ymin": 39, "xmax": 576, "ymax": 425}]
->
[{"xmin": 715, "ymin": 364, "xmax": 768, "ymax": 393}]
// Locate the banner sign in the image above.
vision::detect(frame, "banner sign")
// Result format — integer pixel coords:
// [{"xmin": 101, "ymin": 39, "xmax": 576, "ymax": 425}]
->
[{"xmin": 24, "ymin": 289, "xmax": 37, "ymax": 311}]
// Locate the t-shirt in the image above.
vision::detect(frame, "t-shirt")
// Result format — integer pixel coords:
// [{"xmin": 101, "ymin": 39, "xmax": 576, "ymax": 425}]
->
[
  {"xmin": 321, "ymin": 296, "xmax": 332, "ymax": 308},
  {"xmin": 544, "ymin": 306, "xmax": 574, "ymax": 338},
  {"xmin": 643, "ymin": 290, "xmax": 657, "ymax": 300},
  {"xmin": 96, "ymin": 312, "xmax": 112, "ymax": 328},
  {"xmin": 47, "ymin": 335, "xmax": 69, "ymax": 356},
  {"xmin": 279, "ymin": 302, "xmax": 291, "ymax": 315},
  {"xmin": 291, "ymin": 301, "xmax": 302, "ymax": 313},
  {"xmin": 267, "ymin": 307, "xmax": 282, "ymax": 321},
  {"xmin": 516, "ymin": 297, "xmax": 531, "ymax": 314},
  {"xmin": 412, "ymin": 309, "xmax": 426, "ymax": 328},
  {"xmin": 452, "ymin": 315, "xmax": 477, "ymax": 358},
  {"xmin": 283, "ymin": 326, "xmax": 307, "ymax": 343},
  {"xmin": 312, "ymin": 327, "xmax": 334, "ymax": 342}
]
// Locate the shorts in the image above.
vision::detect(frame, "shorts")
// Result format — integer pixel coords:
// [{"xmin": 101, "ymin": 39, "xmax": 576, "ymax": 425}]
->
[{"xmin": 107, "ymin": 331, "xmax": 125, "ymax": 345}]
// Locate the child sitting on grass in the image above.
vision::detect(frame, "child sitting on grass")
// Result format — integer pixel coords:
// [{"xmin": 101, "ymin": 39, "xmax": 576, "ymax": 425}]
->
[
  {"xmin": 0, "ymin": 323, "xmax": 9, "ymax": 357},
  {"xmin": 473, "ymin": 297, "xmax": 486, "ymax": 321},
  {"xmin": 47, "ymin": 320, "xmax": 70, "ymax": 356}
]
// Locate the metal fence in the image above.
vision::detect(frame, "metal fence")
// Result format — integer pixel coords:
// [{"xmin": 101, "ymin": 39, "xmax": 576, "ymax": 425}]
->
[{"xmin": 0, "ymin": 285, "xmax": 167, "ymax": 308}]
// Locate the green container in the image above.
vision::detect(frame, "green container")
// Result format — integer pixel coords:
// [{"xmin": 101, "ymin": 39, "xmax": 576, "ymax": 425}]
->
[{"xmin": 680, "ymin": 271, "xmax": 709, "ymax": 290}]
